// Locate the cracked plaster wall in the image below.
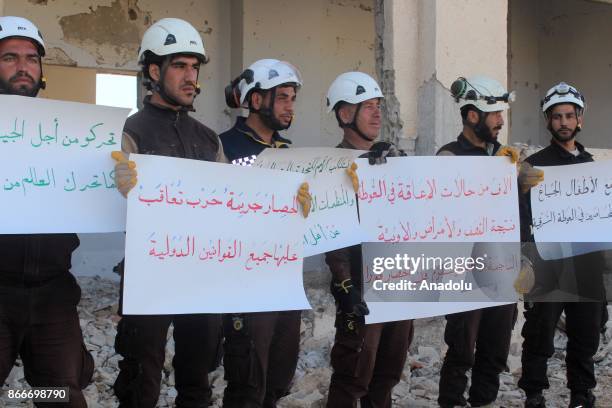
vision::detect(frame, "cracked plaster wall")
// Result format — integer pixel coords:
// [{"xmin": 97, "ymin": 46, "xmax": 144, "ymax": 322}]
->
[
  {"xmin": 375, "ymin": 0, "xmax": 508, "ymax": 155},
  {"xmin": 239, "ymin": 0, "xmax": 376, "ymax": 149},
  {"xmin": 5, "ymin": 0, "xmax": 232, "ymax": 133}
]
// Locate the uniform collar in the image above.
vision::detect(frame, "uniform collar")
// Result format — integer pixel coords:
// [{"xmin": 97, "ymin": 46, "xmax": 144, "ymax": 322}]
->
[
  {"xmin": 143, "ymin": 96, "xmax": 191, "ymax": 119},
  {"xmin": 457, "ymin": 133, "xmax": 501, "ymax": 155},
  {"xmin": 234, "ymin": 116, "xmax": 291, "ymax": 148},
  {"xmin": 548, "ymin": 139, "xmax": 592, "ymax": 160},
  {"xmin": 337, "ymin": 138, "xmax": 359, "ymax": 149}
]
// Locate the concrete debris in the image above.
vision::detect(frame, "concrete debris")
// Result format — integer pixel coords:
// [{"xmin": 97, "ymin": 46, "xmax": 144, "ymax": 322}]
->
[{"xmin": 1, "ymin": 276, "xmax": 611, "ymax": 407}]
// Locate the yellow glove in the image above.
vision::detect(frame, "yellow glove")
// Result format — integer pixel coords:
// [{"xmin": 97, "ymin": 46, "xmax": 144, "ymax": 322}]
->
[
  {"xmin": 514, "ymin": 255, "xmax": 535, "ymax": 295},
  {"xmin": 346, "ymin": 162, "xmax": 359, "ymax": 193},
  {"xmin": 496, "ymin": 145, "xmax": 520, "ymax": 164},
  {"xmin": 297, "ymin": 182, "xmax": 312, "ymax": 218},
  {"xmin": 518, "ymin": 161, "xmax": 545, "ymax": 194},
  {"xmin": 111, "ymin": 151, "xmax": 137, "ymax": 198}
]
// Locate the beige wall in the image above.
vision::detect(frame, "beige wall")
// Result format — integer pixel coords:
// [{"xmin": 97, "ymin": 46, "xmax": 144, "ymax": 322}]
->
[
  {"xmin": 4, "ymin": 0, "xmax": 375, "ymax": 144},
  {"xmin": 239, "ymin": 0, "xmax": 376, "ymax": 148},
  {"xmin": 39, "ymin": 65, "xmax": 97, "ymax": 104},
  {"xmin": 508, "ymin": 0, "xmax": 540, "ymax": 146},
  {"xmin": 4, "ymin": 0, "xmax": 232, "ymax": 132},
  {"xmin": 509, "ymin": 0, "xmax": 612, "ymax": 150},
  {"xmin": 385, "ymin": 0, "xmax": 509, "ymax": 155}
]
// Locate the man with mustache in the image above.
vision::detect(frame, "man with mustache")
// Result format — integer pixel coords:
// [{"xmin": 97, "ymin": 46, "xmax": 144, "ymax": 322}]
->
[
  {"xmin": 219, "ymin": 58, "xmax": 306, "ymax": 408},
  {"xmin": 0, "ymin": 16, "xmax": 94, "ymax": 407},
  {"xmin": 518, "ymin": 82, "xmax": 605, "ymax": 408},
  {"xmin": 111, "ymin": 18, "xmax": 226, "ymax": 408},
  {"xmin": 324, "ymin": 71, "xmax": 414, "ymax": 408},
  {"xmin": 436, "ymin": 75, "xmax": 535, "ymax": 408}
]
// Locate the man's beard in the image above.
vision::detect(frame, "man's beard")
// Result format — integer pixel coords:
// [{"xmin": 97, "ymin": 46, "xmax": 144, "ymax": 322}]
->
[
  {"xmin": 473, "ymin": 121, "xmax": 500, "ymax": 144},
  {"xmin": 550, "ymin": 126, "xmax": 579, "ymax": 143},
  {"xmin": 0, "ymin": 73, "xmax": 40, "ymax": 97},
  {"xmin": 260, "ymin": 110, "xmax": 290, "ymax": 131}
]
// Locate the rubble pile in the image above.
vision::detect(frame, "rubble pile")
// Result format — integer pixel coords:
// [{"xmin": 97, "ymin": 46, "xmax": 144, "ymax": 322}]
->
[{"xmin": 2, "ymin": 277, "xmax": 611, "ymax": 407}]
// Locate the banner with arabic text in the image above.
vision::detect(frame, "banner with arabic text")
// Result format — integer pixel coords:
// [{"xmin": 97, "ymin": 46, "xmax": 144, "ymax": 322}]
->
[
  {"xmin": 531, "ymin": 160, "xmax": 612, "ymax": 259},
  {"xmin": 356, "ymin": 156, "xmax": 519, "ymax": 243},
  {"xmin": 254, "ymin": 147, "xmax": 365, "ymax": 256},
  {"xmin": 0, "ymin": 95, "xmax": 129, "ymax": 233},
  {"xmin": 123, "ymin": 154, "xmax": 311, "ymax": 314},
  {"xmin": 356, "ymin": 156, "xmax": 519, "ymax": 323}
]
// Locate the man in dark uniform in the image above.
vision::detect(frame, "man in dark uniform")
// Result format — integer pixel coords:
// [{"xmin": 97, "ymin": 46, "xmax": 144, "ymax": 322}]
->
[
  {"xmin": 324, "ymin": 71, "xmax": 414, "ymax": 408},
  {"xmin": 218, "ymin": 58, "xmax": 305, "ymax": 408},
  {"xmin": 436, "ymin": 75, "xmax": 534, "ymax": 408},
  {"xmin": 0, "ymin": 16, "xmax": 94, "ymax": 408},
  {"xmin": 111, "ymin": 18, "xmax": 225, "ymax": 408},
  {"xmin": 518, "ymin": 82, "xmax": 605, "ymax": 408}
]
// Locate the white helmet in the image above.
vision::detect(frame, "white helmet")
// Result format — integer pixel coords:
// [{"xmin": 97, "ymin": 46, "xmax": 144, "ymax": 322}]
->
[
  {"xmin": 541, "ymin": 82, "xmax": 585, "ymax": 113},
  {"xmin": 326, "ymin": 71, "xmax": 383, "ymax": 113},
  {"xmin": 238, "ymin": 59, "xmax": 302, "ymax": 106},
  {"xmin": 0, "ymin": 16, "xmax": 45, "ymax": 56},
  {"xmin": 138, "ymin": 18, "xmax": 206, "ymax": 64},
  {"xmin": 451, "ymin": 75, "xmax": 514, "ymax": 112}
]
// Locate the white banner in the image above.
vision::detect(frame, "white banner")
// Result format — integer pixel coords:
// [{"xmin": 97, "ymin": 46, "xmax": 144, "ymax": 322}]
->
[
  {"xmin": 356, "ymin": 156, "xmax": 519, "ymax": 323},
  {"xmin": 123, "ymin": 154, "xmax": 311, "ymax": 314},
  {"xmin": 531, "ymin": 160, "xmax": 612, "ymax": 259},
  {"xmin": 356, "ymin": 156, "xmax": 519, "ymax": 243},
  {"xmin": 0, "ymin": 95, "xmax": 129, "ymax": 233},
  {"xmin": 254, "ymin": 147, "xmax": 365, "ymax": 256}
]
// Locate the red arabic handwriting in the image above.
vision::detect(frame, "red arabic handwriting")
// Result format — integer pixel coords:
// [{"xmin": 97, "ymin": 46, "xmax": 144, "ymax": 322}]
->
[
  {"xmin": 358, "ymin": 175, "xmax": 513, "ymax": 204},
  {"xmin": 376, "ymin": 216, "xmax": 516, "ymax": 242},
  {"xmin": 147, "ymin": 234, "xmax": 300, "ymax": 271},
  {"xmin": 138, "ymin": 185, "xmax": 298, "ymax": 215}
]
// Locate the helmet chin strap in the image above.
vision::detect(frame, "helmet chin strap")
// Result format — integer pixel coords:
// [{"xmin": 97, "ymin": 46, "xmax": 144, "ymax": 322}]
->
[
  {"xmin": 336, "ymin": 102, "xmax": 376, "ymax": 142},
  {"xmin": 250, "ymin": 87, "xmax": 292, "ymax": 131},
  {"xmin": 153, "ymin": 58, "xmax": 199, "ymax": 110}
]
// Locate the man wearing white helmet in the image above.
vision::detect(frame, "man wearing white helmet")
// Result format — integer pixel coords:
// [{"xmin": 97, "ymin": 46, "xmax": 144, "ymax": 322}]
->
[
  {"xmin": 0, "ymin": 16, "xmax": 94, "ymax": 407},
  {"xmin": 220, "ymin": 58, "xmax": 302, "ymax": 165},
  {"xmin": 219, "ymin": 58, "xmax": 305, "ymax": 408},
  {"xmin": 436, "ymin": 76, "xmax": 533, "ymax": 408},
  {"xmin": 111, "ymin": 18, "xmax": 225, "ymax": 408},
  {"xmin": 324, "ymin": 71, "xmax": 414, "ymax": 408},
  {"xmin": 518, "ymin": 82, "xmax": 605, "ymax": 408}
]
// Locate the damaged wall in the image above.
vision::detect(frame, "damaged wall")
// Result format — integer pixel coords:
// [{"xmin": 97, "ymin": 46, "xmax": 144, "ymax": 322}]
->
[
  {"xmin": 510, "ymin": 0, "xmax": 612, "ymax": 149},
  {"xmin": 374, "ymin": 0, "xmax": 508, "ymax": 156},
  {"xmin": 374, "ymin": 0, "xmax": 418, "ymax": 152},
  {"xmin": 239, "ymin": 0, "xmax": 376, "ymax": 148},
  {"xmin": 4, "ymin": 0, "xmax": 232, "ymax": 132}
]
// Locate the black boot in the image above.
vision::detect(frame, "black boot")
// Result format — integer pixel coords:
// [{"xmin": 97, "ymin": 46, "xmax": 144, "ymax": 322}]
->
[
  {"xmin": 525, "ymin": 392, "xmax": 546, "ymax": 408},
  {"xmin": 568, "ymin": 390, "xmax": 595, "ymax": 408}
]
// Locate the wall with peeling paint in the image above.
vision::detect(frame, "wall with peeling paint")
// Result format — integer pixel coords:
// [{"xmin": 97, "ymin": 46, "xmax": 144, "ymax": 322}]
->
[
  {"xmin": 377, "ymin": 0, "xmax": 508, "ymax": 155},
  {"xmin": 239, "ymin": 0, "xmax": 376, "ymax": 148},
  {"xmin": 5, "ymin": 0, "xmax": 375, "ymax": 146},
  {"xmin": 4, "ymin": 0, "xmax": 233, "ymax": 133},
  {"xmin": 510, "ymin": 0, "xmax": 612, "ymax": 149}
]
